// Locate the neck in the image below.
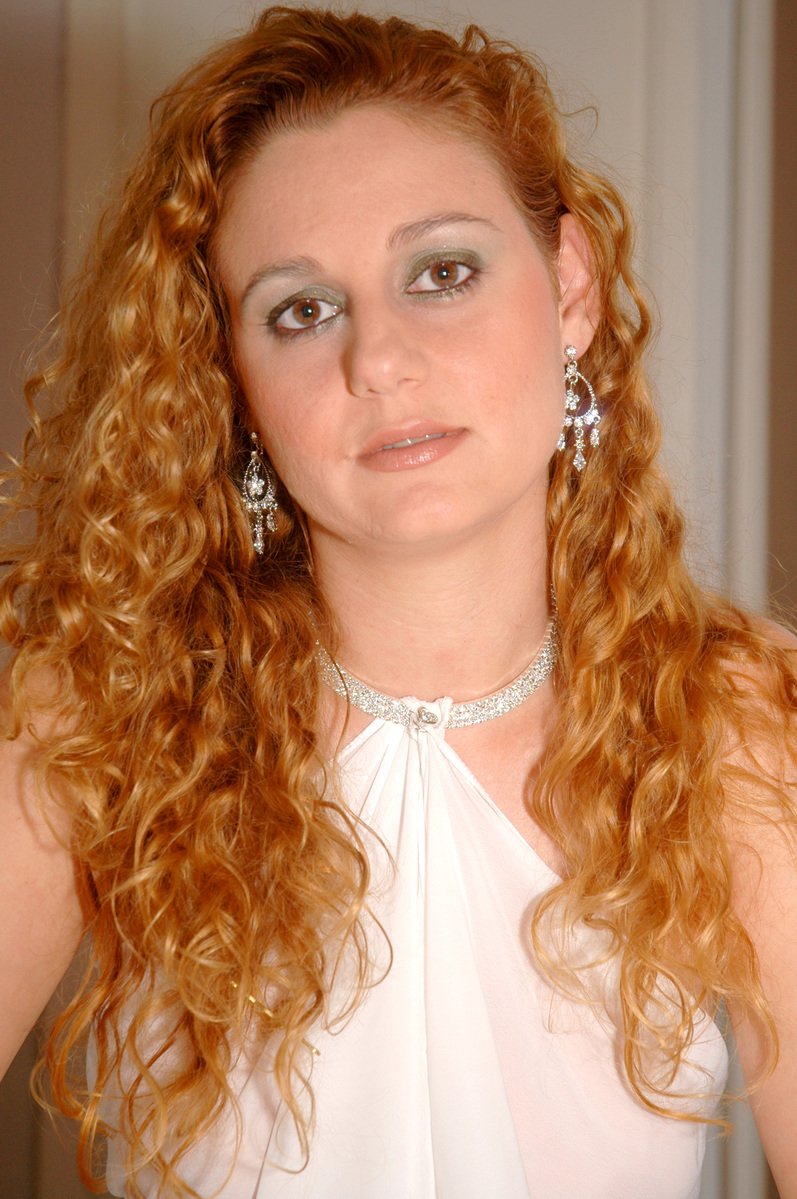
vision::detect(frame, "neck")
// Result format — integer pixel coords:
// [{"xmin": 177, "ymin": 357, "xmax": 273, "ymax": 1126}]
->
[{"xmin": 311, "ymin": 519, "xmax": 551, "ymax": 702}]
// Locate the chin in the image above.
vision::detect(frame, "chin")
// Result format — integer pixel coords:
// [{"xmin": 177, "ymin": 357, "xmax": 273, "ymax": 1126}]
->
[{"xmin": 363, "ymin": 503, "xmax": 506, "ymax": 553}]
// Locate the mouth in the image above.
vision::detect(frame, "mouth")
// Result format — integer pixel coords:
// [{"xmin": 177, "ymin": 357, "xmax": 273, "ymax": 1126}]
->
[
  {"xmin": 379, "ymin": 431, "xmax": 450, "ymax": 451},
  {"xmin": 357, "ymin": 424, "xmax": 466, "ymax": 472},
  {"xmin": 359, "ymin": 422, "xmax": 463, "ymax": 458}
]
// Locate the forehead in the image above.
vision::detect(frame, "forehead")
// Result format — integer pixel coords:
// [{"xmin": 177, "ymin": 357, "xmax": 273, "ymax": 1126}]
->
[{"xmin": 214, "ymin": 105, "xmax": 525, "ymax": 267}]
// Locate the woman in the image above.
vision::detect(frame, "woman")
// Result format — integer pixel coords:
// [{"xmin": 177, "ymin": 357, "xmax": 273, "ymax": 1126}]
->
[{"xmin": 1, "ymin": 7, "xmax": 795, "ymax": 1198}]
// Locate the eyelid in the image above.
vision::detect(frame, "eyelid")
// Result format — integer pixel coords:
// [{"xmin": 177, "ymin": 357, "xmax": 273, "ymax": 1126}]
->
[
  {"xmin": 265, "ymin": 286, "xmax": 343, "ymax": 328},
  {"xmin": 404, "ymin": 248, "xmax": 483, "ymax": 288}
]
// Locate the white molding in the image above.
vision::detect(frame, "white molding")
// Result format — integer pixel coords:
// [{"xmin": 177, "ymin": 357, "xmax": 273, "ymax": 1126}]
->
[
  {"xmin": 727, "ymin": 0, "xmax": 774, "ymax": 613},
  {"xmin": 641, "ymin": 0, "xmax": 732, "ymax": 592}
]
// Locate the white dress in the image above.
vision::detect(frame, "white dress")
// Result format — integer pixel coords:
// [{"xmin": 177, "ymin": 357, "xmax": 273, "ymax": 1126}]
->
[{"xmin": 103, "ymin": 695, "xmax": 728, "ymax": 1199}]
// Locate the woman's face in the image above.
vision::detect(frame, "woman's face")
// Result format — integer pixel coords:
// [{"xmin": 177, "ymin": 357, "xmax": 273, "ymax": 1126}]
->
[{"xmin": 215, "ymin": 106, "xmax": 595, "ymax": 559}]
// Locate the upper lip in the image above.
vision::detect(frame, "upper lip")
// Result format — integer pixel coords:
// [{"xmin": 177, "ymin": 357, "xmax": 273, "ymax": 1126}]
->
[{"xmin": 358, "ymin": 422, "xmax": 463, "ymax": 457}]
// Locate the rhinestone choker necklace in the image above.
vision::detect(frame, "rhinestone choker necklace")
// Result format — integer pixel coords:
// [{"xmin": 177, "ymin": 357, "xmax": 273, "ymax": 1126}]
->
[{"xmin": 316, "ymin": 618, "xmax": 558, "ymax": 731}]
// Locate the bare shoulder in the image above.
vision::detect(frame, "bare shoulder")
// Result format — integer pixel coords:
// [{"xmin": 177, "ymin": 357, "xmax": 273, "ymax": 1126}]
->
[
  {"xmin": 718, "ymin": 612, "xmax": 796, "ymax": 778},
  {"xmin": 727, "ymin": 806, "xmax": 797, "ymax": 1196},
  {"xmin": 718, "ymin": 616, "xmax": 797, "ymax": 1196},
  {"xmin": 0, "ymin": 670, "xmax": 86, "ymax": 1079},
  {"xmin": 720, "ymin": 611, "xmax": 797, "ymax": 924}
]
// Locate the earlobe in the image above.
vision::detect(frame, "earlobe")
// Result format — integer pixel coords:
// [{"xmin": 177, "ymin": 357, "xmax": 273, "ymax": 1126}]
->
[{"xmin": 557, "ymin": 214, "xmax": 600, "ymax": 355}]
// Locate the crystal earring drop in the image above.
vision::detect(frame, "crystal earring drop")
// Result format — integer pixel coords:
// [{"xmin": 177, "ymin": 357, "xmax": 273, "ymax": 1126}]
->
[
  {"xmin": 557, "ymin": 345, "xmax": 601, "ymax": 472},
  {"xmin": 241, "ymin": 432, "xmax": 278, "ymax": 554}
]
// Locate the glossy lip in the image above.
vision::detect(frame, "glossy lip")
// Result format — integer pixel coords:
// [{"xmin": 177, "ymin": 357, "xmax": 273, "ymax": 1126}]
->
[
  {"xmin": 357, "ymin": 423, "xmax": 467, "ymax": 472},
  {"xmin": 358, "ymin": 421, "xmax": 464, "ymax": 459}
]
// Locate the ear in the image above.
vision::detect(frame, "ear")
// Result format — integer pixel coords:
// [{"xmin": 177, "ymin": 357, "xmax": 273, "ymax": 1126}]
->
[{"xmin": 556, "ymin": 214, "xmax": 600, "ymax": 356}]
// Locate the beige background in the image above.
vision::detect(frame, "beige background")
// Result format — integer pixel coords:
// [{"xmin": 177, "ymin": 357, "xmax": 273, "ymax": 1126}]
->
[{"xmin": 1, "ymin": 0, "xmax": 793, "ymax": 1196}]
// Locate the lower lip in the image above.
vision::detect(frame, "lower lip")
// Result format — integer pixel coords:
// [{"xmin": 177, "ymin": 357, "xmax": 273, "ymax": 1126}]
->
[{"xmin": 359, "ymin": 430, "xmax": 466, "ymax": 472}]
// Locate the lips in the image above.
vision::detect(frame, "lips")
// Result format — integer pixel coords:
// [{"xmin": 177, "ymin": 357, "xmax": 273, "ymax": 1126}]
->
[
  {"xmin": 380, "ymin": 431, "xmax": 449, "ymax": 451},
  {"xmin": 358, "ymin": 422, "xmax": 463, "ymax": 459},
  {"xmin": 356, "ymin": 423, "xmax": 467, "ymax": 473}
]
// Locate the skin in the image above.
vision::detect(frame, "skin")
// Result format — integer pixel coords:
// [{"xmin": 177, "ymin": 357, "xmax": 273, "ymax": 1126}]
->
[
  {"xmin": 0, "ymin": 703, "xmax": 84, "ymax": 1080},
  {"xmin": 723, "ymin": 655, "xmax": 797, "ymax": 1197},
  {"xmin": 731, "ymin": 817, "xmax": 797, "ymax": 1195}
]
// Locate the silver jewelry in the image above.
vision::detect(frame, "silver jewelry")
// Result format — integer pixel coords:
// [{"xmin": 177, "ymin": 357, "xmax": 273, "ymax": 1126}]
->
[
  {"xmin": 241, "ymin": 432, "xmax": 278, "ymax": 554},
  {"xmin": 317, "ymin": 618, "xmax": 558, "ymax": 731},
  {"xmin": 557, "ymin": 345, "xmax": 601, "ymax": 472}
]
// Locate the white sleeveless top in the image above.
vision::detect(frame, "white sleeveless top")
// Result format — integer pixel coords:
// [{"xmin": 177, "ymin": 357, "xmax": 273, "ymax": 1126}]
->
[{"xmin": 103, "ymin": 697, "xmax": 728, "ymax": 1198}]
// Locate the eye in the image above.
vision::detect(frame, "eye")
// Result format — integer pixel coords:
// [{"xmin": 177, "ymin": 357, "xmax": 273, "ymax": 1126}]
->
[
  {"xmin": 268, "ymin": 295, "xmax": 342, "ymax": 335},
  {"xmin": 406, "ymin": 258, "xmax": 478, "ymax": 295}
]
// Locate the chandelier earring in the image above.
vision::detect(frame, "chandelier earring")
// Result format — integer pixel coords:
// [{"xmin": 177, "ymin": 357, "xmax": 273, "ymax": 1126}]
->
[
  {"xmin": 241, "ymin": 432, "xmax": 279, "ymax": 555},
  {"xmin": 557, "ymin": 345, "xmax": 601, "ymax": 472}
]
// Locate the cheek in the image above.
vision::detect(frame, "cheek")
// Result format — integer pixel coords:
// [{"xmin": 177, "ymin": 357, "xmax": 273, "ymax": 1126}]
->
[
  {"xmin": 236, "ymin": 344, "xmax": 315, "ymax": 455},
  {"xmin": 477, "ymin": 309, "xmax": 564, "ymax": 432},
  {"xmin": 236, "ymin": 324, "xmax": 341, "ymax": 426},
  {"xmin": 483, "ymin": 263, "xmax": 561, "ymax": 360},
  {"xmin": 241, "ymin": 374, "xmax": 338, "ymax": 510}
]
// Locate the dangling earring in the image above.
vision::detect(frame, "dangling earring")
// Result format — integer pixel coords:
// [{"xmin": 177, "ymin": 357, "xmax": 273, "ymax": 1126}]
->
[
  {"xmin": 241, "ymin": 432, "xmax": 278, "ymax": 554},
  {"xmin": 557, "ymin": 345, "xmax": 601, "ymax": 472}
]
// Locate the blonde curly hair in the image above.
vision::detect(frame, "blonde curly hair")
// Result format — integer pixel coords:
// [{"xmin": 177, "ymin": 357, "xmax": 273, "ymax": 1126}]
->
[{"xmin": 2, "ymin": 6, "xmax": 794, "ymax": 1195}]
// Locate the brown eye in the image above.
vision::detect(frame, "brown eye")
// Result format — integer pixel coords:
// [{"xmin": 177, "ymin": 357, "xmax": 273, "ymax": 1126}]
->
[
  {"xmin": 407, "ymin": 257, "xmax": 477, "ymax": 295},
  {"xmin": 429, "ymin": 260, "xmax": 462, "ymax": 286},
  {"xmin": 292, "ymin": 300, "xmax": 322, "ymax": 325},
  {"xmin": 272, "ymin": 295, "xmax": 342, "ymax": 334}
]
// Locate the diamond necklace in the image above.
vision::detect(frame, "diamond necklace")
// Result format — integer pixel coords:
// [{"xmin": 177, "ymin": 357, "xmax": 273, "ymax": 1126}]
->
[{"xmin": 316, "ymin": 618, "xmax": 558, "ymax": 731}]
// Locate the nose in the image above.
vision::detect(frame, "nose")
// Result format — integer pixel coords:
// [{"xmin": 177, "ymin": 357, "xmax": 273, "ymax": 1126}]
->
[{"xmin": 343, "ymin": 307, "xmax": 427, "ymax": 398}]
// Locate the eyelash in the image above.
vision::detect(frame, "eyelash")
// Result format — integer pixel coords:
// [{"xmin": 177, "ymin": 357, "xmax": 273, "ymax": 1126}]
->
[
  {"xmin": 265, "ymin": 294, "xmax": 341, "ymax": 337},
  {"xmin": 265, "ymin": 254, "xmax": 482, "ymax": 338},
  {"xmin": 405, "ymin": 254, "xmax": 481, "ymax": 300}
]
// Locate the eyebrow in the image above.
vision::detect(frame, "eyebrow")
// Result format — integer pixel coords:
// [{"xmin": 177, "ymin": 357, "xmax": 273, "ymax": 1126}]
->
[
  {"xmin": 238, "ymin": 212, "xmax": 501, "ymax": 309},
  {"xmin": 386, "ymin": 211, "xmax": 501, "ymax": 249},
  {"xmin": 240, "ymin": 255, "xmax": 322, "ymax": 310}
]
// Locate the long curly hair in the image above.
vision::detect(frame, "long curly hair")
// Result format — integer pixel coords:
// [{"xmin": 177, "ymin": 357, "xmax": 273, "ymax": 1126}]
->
[{"xmin": 3, "ymin": 6, "xmax": 795, "ymax": 1195}]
